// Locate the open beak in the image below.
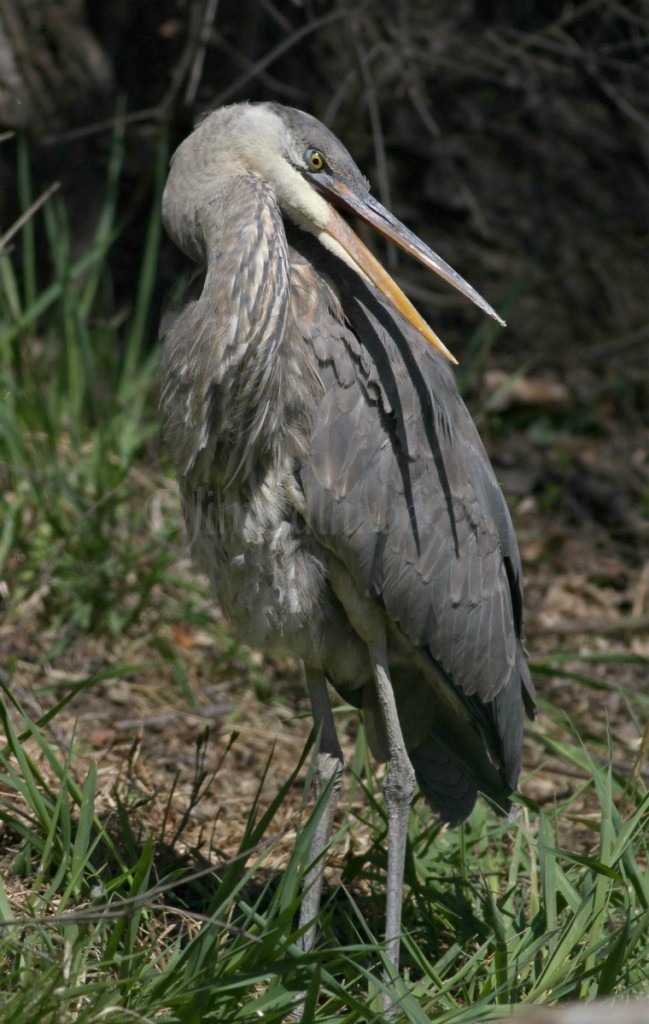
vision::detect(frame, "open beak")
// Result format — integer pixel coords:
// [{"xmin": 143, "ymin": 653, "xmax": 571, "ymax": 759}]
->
[{"xmin": 316, "ymin": 180, "xmax": 505, "ymax": 366}]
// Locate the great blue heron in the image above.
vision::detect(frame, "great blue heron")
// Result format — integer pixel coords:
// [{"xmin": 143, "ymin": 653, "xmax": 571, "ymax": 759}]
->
[{"xmin": 160, "ymin": 101, "xmax": 536, "ymax": 979}]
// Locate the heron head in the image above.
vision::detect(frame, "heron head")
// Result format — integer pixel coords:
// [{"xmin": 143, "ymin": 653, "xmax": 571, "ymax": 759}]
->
[{"xmin": 165, "ymin": 102, "xmax": 505, "ymax": 364}]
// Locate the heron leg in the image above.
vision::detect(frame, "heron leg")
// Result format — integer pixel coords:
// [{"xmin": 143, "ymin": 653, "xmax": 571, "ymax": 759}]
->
[
  {"xmin": 370, "ymin": 643, "xmax": 415, "ymax": 990},
  {"xmin": 298, "ymin": 667, "xmax": 344, "ymax": 954}
]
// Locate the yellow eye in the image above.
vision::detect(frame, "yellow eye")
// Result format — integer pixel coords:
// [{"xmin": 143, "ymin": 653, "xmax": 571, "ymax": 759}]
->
[{"xmin": 307, "ymin": 149, "xmax": 326, "ymax": 172}]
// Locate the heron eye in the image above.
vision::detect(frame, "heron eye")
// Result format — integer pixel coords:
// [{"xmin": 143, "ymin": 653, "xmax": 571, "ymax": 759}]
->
[{"xmin": 306, "ymin": 149, "xmax": 326, "ymax": 172}]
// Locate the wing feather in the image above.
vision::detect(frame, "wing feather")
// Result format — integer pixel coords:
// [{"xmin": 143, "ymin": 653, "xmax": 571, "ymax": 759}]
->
[{"xmin": 291, "ymin": 239, "xmax": 535, "ymax": 816}]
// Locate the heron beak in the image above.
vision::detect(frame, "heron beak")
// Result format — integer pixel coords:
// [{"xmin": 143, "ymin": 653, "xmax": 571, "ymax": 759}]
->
[{"xmin": 318, "ymin": 180, "xmax": 505, "ymax": 365}]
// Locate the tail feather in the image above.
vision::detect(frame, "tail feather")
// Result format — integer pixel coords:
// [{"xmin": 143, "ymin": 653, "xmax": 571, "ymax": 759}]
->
[
  {"xmin": 409, "ymin": 742, "xmax": 479, "ymax": 825},
  {"xmin": 409, "ymin": 734, "xmax": 514, "ymax": 826},
  {"xmin": 395, "ymin": 650, "xmax": 524, "ymax": 825}
]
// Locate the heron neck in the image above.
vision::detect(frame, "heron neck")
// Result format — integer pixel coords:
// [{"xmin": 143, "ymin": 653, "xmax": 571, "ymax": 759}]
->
[{"xmin": 161, "ymin": 176, "xmax": 312, "ymax": 488}]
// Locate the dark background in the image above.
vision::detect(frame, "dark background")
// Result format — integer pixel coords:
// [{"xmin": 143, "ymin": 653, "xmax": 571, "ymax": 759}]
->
[{"xmin": 1, "ymin": 2, "xmax": 646, "ymax": 351}]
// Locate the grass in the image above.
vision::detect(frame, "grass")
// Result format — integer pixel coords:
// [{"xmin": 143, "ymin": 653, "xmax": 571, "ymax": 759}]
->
[
  {"xmin": 0, "ymin": 680, "xmax": 646, "ymax": 1022},
  {"xmin": 1, "ymin": 134, "xmax": 648, "ymax": 1022},
  {"xmin": 1, "ymin": 129, "xmax": 167, "ymax": 640}
]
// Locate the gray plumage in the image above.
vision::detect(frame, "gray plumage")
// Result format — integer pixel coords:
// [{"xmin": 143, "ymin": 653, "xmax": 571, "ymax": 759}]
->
[{"xmin": 160, "ymin": 100, "xmax": 535, "ymax": 979}]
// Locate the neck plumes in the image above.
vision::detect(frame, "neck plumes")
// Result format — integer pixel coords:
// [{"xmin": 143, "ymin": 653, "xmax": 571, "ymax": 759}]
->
[{"xmin": 160, "ymin": 163, "xmax": 310, "ymax": 490}]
